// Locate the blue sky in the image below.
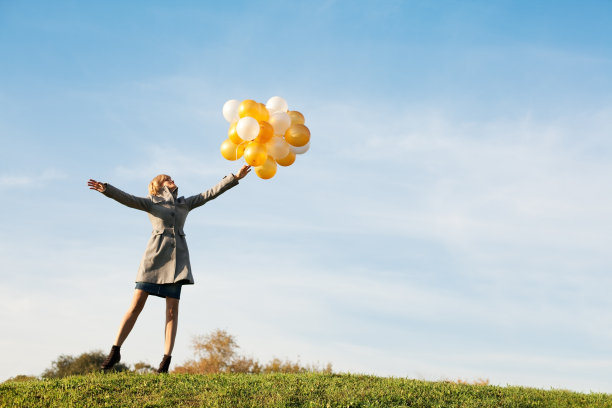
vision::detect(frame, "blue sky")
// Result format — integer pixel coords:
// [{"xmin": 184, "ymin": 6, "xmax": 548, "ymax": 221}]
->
[{"xmin": 1, "ymin": 0, "xmax": 612, "ymax": 393}]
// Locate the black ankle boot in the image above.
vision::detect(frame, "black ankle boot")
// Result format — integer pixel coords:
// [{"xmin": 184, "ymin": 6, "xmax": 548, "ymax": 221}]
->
[
  {"xmin": 157, "ymin": 354, "xmax": 171, "ymax": 373},
  {"xmin": 101, "ymin": 345, "xmax": 121, "ymax": 371}
]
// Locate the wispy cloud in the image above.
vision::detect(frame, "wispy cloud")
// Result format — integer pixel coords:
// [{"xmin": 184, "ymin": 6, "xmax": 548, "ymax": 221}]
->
[
  {"xmin": 0, "ymin": 168, "xmax": 67, "ymax": 188},
  {"xmin": 310, "ymin": 100, "xmax": 612, "ymax": 249}
]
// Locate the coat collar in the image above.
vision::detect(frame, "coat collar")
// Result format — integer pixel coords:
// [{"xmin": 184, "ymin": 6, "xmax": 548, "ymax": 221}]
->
[{"xmin": 151, "ymin": 185, "xmax": 178, "ymax": 203}]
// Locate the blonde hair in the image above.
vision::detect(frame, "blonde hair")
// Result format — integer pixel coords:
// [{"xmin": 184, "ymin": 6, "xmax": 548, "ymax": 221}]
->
[{"xmin": 149, "ymin": 174, "xmax": 171, "ymax": 196}]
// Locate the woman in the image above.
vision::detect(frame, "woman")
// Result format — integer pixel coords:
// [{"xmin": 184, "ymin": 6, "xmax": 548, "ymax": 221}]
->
[{"xmin": 87, "ymin": 164, "xmax": 251, "ymax": 373}]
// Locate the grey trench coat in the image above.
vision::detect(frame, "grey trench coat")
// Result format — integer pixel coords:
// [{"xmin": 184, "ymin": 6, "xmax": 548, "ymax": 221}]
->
[{"xmin": 101, "ymin": 174, "xmax": 239, "ymax": 285}]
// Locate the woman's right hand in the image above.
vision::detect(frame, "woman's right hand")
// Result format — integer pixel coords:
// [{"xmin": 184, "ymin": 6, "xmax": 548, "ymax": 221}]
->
[
  {"xmin": 88, "ymin": 179, "xmax": 106, "ymax": 193},
  {"xmin": 235, "ymin": 165, "xmax": 251, "ymax": 180}
]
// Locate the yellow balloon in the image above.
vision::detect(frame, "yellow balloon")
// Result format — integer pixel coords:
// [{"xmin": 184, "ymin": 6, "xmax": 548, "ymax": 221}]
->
[
  {"xmin": 255, "ymin": 156, "xmax": 277, "ymax": 179},
  {"xmin": 228, "ymin": 122, "xmax": 243, "ymax": 144},
  {"xmin": 276, "ymin": 149, "xmax": 296, "ymax": 167},
  {"xmin": 288, "ymin": 110, "xmax": 305, "ymax": 125},
  {"xmin": 257, "ymin": 103, "xmax": 270, "ymax": 122},
  {"xmin": 239, "ymin": 99, "xmax": 260, "ymax": 118},
  {"xmin": 284, "ymin": 124, "xmax": 310, "ymax": 147},
  {"xmin": 244, "ymin": 141, "xmax": 268, "ymax": 167},
  {"xmin": 255, "ymin": 121, "xmax": 274, "ymax": 143},
  {"xmin": 220, "ymin": 139, "xmax": 245, "ymax": 161}
]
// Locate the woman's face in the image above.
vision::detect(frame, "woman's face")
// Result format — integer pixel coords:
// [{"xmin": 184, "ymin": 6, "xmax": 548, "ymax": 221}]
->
[{"xmin": 162, "ymin": 177, "xmax": 177, "ymax": 191}]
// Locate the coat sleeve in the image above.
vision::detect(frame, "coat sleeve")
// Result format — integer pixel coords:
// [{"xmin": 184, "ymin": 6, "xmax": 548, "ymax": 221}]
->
[
  {"xmin": 185, "ymin": 174, "xmax": 239, "ymax": 210},
  {"xmin": 102, "ymin": 183, "xmax": 153, "ymax": 212}
]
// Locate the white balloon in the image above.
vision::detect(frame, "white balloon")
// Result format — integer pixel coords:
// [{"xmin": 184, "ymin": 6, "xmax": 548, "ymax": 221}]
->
[
  {"xmin": 266, "ymin": 96, "xmax": 288, "ymax": 114},
  {"xmin": 236, "ymin": 117, "xmax": 260, "ymax": 141},
  {"xmin": 267, "ymin": 136, "xmax": 290, "ymax": 160},
  {"xmin": 222, "ymin": 99, "xmax": 240, "ymax": 123},
  {"xmin": 269, "ymin": 112, "xmax": 291, "ymax": 135},
  {"xmin": 291, "ymin": 142, "xmax": 310, "ymax": 155}
]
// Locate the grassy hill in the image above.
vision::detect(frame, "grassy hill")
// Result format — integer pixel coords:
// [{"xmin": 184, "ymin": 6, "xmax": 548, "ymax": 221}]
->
[{"xmin": 2, "ymin": 372, "xmax": 611, "ymax": 408}]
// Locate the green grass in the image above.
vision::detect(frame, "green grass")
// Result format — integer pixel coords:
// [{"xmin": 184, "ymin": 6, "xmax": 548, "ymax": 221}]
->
[{"xmin": 1, "ymin": 372, "xmax": 611, "ymax": 408}]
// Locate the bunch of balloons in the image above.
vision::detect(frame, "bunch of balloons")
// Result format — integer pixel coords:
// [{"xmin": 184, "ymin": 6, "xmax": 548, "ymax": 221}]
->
[{"xmin": 220, "ymin": 96, "xmax": 311, "ymax": 179}]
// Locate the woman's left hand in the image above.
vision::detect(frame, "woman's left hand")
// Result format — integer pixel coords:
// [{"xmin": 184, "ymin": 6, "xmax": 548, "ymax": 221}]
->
[{"xmin": 235, "ymin": 165, "xmax": 251, "ymax": 180}]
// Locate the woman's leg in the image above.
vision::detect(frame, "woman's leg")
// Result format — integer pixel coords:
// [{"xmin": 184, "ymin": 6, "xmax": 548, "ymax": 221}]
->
[
  {"xmin": 114, "ymin": 289, "xmax": 149, "ymax": 347},
  {"xmin": 163, "ymin": 297, "xmax": 180, "ymax": 355},
  {"xmin": 102, "ymin": 289, "xmax": 149, "ymax": 371}
]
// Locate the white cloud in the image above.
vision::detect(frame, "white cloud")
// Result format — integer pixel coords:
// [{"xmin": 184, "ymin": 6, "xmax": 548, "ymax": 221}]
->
[
  {"xmin": 0, "ymin": 168, "xmax": 67, "ymax": 188},
  {"xmin": 310, "ymin": 101, "xmax": 612, "ymax": 255}
]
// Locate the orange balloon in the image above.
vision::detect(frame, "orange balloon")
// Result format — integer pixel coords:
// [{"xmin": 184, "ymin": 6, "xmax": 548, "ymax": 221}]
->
[
  {"xmin": 284, "ymin": 124, "xmax": 310, "ymax": 147},
  {"xmin": 255, "ymin": 121, "xmax": 274, "ymax": 143},
  {"xmin": 255, "ymin": 156, "xmax": 277, "ymax": 180},
  {"xmin": 228, "ymin": 122, "xmax": 243, "ymax": 144},
  {"xmin": 220, "ymin": 139, "xmax": 245, "ymax": 161},
  {"xmin": 288, "ymin": 110, "xmax": 305, "ymax": 125},
  {"xmin": 244, "ymin": 141, "xmax": 268, "ymax": 167},
  {"xmin": 239, "ymin": 99, "xmax": 260, "ymax": 118},
  {"xmin": 257, "ymin": 103, "xmax": 270, "ymax": 122},
  {"xmin": 276, "ymin": 149, "xmax": 296, "ymax": 167}
]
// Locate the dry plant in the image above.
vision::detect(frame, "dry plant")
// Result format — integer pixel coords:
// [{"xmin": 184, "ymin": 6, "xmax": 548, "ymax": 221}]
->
[
  {"xmin": 173, "ymin": 329, "xmax": 332, "ymax": 374},
  {"xmin": 453, "ymin": 378, "xmax": 490, "ymax": 386}
]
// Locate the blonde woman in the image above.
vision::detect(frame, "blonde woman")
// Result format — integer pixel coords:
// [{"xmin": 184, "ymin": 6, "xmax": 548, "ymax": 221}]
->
[{"xmin": 87, "ymin": 165, "xmax": 251, "ymax": 373}]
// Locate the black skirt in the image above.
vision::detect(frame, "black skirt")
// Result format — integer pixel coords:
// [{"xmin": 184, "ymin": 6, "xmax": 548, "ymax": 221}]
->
[{"xmin": 135, "ymin": 282, "xmax": 182, "ymax": 299}]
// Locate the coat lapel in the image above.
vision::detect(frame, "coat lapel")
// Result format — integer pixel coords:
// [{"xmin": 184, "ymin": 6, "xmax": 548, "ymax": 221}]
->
[{"xmin": 151, "ymin": 186, "xmax": 177, "ymax": 204}]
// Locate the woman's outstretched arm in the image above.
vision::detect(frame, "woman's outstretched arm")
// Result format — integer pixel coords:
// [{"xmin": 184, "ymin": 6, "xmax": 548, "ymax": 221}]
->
[
  {"xmin": 88, "ymin": 178, "xmax": 152, "ymax": 212},
  {"xmin": 186, "ymin": 165, "xmax": 251, "ymax": 210}
]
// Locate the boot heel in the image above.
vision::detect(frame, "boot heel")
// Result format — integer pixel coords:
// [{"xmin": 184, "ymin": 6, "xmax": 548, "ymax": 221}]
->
[
  {"xmin": 101, "ymin": 345, "xmax": 121, "ymax": 371},
  {"xmin": 157, "ymin": 354, "xmax": 171, "ymax": 373}
]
